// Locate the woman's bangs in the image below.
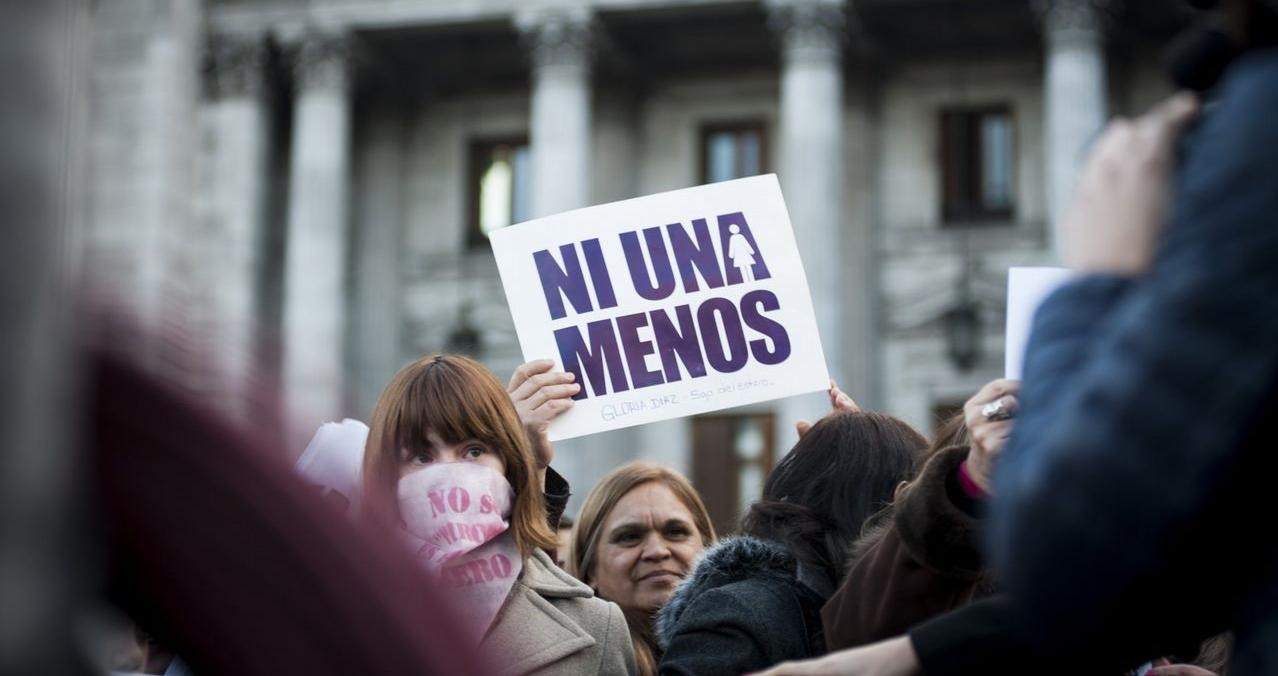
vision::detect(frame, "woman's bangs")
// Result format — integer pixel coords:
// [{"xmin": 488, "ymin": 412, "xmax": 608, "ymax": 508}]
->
[{"xmin": 392, "ymin": 361, "xmax": 507, "ymax": 455}]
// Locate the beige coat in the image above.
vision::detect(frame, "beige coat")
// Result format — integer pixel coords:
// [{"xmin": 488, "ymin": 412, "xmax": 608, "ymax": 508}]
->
[{"xmin": 483, "ymin": 549, "xmax": 637, "ymax": 675}]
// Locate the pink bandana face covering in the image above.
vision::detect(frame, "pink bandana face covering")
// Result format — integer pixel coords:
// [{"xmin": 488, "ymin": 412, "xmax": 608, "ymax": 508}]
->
[{"xmin": 398, "ymin": 462, "xmax": 522, "ymax": 641}]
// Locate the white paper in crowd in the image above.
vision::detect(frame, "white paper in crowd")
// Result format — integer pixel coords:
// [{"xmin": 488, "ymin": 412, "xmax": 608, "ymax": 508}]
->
[
  {"xmin": 295, "ymin": 418, "xmax": 369, "ymax": 514},
  {"xmin": 490, "ymin": 174, "xmax": 830, "ymax": 440},
  {"xmin": 1005, "ymin": 267, "xmax": 1074, "ymax": 379}
]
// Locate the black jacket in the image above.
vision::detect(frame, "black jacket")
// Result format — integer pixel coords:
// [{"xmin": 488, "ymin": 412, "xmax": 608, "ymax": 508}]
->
[{"xmin": 655, "ymin": 536, "xmax": 832, "ymax": 676}]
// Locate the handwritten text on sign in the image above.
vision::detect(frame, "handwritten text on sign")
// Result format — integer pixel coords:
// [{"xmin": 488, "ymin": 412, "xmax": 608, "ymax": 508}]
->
[{"xmin": 491, "ymin": 175, "xmax": 830, "ymax": 440}]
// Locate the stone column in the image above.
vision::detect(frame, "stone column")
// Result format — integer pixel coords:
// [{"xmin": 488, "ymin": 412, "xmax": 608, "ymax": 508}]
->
[
  {"xmin": 0, "ymin": 3, "xmax": 87, "ymax": 671},
  {"xmin": 1041, "ymin": 0, "xmax": 1108, "ymax": 254},
  {"xmin": 516, "ymin": 8, "xmax": 605, "ymax": 507},
  {"xmin": 81, "ymin": 0, "xmax": 202, "ymax": 348},
  {"xmin": 519, "ymin": 8, "xmax": 593, "ymax": 217},
  {"xmin": 203, "ymin": 35, "xmax": 269, "ymax": 421},
  {"xmin": 350, "ymin": 106, "xmax": 406, "ymax": 418},
  {"xmin": 283, "ymin": 30, "xmax": 352, "ymax": 447},
  {"xmin": 768, "ymin": 0, "xmax": 856, "ymax": 449}
]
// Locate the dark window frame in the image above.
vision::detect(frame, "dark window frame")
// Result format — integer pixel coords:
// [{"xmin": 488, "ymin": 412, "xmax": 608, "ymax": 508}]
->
[
  {"xmin": 939, "ymin": 105, "xmax": 1016, "ymax": 225},
  {"xmin": 699, "ymin": 120, "xmax": 770, "ymax": 185},
  {"xmin": 466, "ymin": 135, "xmax": 529, "ymax": 249},
  {"xmin": 691, "ymin": 411, "xmax": 776, "ymax": 537}
]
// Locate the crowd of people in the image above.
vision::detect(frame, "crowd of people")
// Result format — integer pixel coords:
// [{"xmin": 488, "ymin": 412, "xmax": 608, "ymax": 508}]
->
[
  {"xmin": 286, "ymin": 350, "xmax": 988, "ymax": 676},
  {"xmin": 92, "ymin": 1, "xmax": 1278, "ymax": 674}
]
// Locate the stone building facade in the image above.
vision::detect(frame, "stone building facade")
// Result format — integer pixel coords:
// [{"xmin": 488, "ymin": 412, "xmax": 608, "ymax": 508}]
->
[{"xmin": 74, "ymin": 0, "xmax": 1186, "ymax": 524}]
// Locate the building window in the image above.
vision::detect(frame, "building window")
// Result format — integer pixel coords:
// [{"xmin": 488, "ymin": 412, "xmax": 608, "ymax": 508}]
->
[
  {"xmin": 468, "ymin": 137, "xmax": 530, "ymax": 248},
  {"xmin": 700, "ymin": 122, "xmax": 767, "ymax": 184},
  {"xmin": 691, "ymin": 412, "xmax": 775, "ymax": 536},
  {"xmin": 940, "ymin": 106, "xmax": 1014, "ymax": 224}
]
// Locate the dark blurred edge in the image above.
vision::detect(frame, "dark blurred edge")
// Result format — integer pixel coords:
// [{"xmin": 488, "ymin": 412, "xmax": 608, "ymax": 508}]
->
[
  {"xmin": 0, "ymin": 2, "xmax": 488, "ymax": 672},
  {"xmin": 0, "ymin": 1, "xmax": 91, "ymax": 674},
  {"xmin": 89, "ymin": 341, "xmax": 488, "ymax": 675}
]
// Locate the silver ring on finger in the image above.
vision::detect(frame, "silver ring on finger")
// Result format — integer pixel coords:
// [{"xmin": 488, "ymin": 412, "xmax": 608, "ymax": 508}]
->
[{"xmin": 981, "ymin": 399, "xmax": 1012, "ymax": 421}]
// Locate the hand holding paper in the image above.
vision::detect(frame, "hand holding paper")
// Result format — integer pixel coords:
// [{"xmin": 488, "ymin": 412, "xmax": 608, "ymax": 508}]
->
[
  {"xmin": 508, "ymin": 359, "xmax": 579, "ymax": 474},
  {"xmin": 962, "ymin": 378, "xmax": 1020, "ymax": 495},
  {"xmin": 795, "ymin": 381, "xmax": 860, "ymax": 438},
  {"xmin": 491, "ymin": 175, "xmax": 830, "ymax": 440}
]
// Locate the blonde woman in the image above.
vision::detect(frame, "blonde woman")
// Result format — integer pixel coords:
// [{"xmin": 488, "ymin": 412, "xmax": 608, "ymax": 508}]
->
[{"xmin": 570, "ymin": 463, "xmax": 717, "ymax": 676}]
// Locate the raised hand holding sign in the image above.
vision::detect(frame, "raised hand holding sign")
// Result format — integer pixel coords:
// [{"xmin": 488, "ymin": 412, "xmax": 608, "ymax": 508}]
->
[{"xmin": 491, "ymin": 175, "xmax": 830, "ymax": 440}]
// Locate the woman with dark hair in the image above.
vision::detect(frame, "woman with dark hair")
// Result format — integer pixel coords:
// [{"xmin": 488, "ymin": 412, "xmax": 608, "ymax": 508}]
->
[
  {"xmin": 819, "ymin": 378, "xmax": 1015, "ymax": 652},
  {"xmin": 655, "ymin": 409, "xmax": 929, "ymax": 675}
]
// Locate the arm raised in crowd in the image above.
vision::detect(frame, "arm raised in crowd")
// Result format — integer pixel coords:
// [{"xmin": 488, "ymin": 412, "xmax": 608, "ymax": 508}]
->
[
  {"xmin": 795, "ymin": 380, "xmax": 860, "ymax": 437},
  {"xmin": 821, "ymin": 379, "xmax": 1015, "ymax": 651},
  {"xmin": 508, "ymin": 359, "xmax": 579, "ymax": 532},
  {"xmin": 821, "ymin": 447, "xmax": 986, "ymax": 651},
  {"xmin": 991, "ymin": 61, "xmax": 1278, "ymax": 669},
  {"xmin": 508, "ymin": 358, "xmax": 579, "ymax": 488}
]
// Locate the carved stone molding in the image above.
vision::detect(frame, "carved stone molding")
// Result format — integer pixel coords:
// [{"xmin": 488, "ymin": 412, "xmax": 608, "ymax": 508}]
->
[
  {"xmin": 766, "ymin": 0, "xmax": 846, "ymax": 66},
  {"xmin": 516, "ymin": 8, "xmax": 594, "ymax": 72},
  {"xmin": 290, "ymin": 29, "xmax": 350, "ymax": 91},
  {"xmin": 1035, "ymin": 0, "xmax": 1116, "ymax": 42},
  {"xmin": 205, "ymin": 35, "xmax": 267, "ymax": 99}
]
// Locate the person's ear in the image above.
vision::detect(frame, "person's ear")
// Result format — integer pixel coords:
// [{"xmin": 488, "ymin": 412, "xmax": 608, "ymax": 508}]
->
[{"xmin": 893, "ymin": 480, "xmax": 909, "ymax": 501}]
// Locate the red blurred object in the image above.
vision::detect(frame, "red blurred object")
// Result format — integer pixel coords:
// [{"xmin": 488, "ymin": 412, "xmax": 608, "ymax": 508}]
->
[{"xmin": 88, "ymin": 344, "xmax": 489, "ymax": 675}]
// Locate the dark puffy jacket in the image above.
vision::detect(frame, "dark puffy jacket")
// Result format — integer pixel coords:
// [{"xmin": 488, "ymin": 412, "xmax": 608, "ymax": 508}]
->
[{"xmin": 656, "ymin": 536, "xmax": 832, "ymax": 676}]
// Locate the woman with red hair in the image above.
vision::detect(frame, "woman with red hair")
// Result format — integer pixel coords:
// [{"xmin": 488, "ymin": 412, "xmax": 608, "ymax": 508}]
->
[{"xmin": 362, "ymin": 354, "xmax": 636, "ymax": 675}]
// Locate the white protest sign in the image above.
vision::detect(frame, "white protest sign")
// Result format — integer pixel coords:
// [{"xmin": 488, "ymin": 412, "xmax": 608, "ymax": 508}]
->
[
  {"xmin": 490, "ymin": 174, "xmax": 830, "ymax": 440},
  {"xmin": 1005, "ymin": 266, "xmax": 1073, "ymax": 379}
]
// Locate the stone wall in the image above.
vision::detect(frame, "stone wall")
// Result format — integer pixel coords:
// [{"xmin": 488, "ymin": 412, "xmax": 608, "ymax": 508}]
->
[
  {"xmin": 82, "ymin": 0, "xmax": 1181, "ymax": 507},
  {"xmin": 83, "ymin": 0, "xmax": 202, "ymax": 325},
  {"xmin": 876, "ymin": 57, "xmax": 1051, "ymax": 431}
]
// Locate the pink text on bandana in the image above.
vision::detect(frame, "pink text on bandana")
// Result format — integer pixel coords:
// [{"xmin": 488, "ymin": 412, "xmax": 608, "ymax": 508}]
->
[{"xmin": 398, "ymin": 462, "xmax": 523, "ymax": 640}]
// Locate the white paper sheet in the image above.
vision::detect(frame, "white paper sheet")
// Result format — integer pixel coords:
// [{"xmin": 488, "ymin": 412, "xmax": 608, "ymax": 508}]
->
[{"xmin": 1005, "ymin": 266, "xmax": 1074, "ymax": 379}]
